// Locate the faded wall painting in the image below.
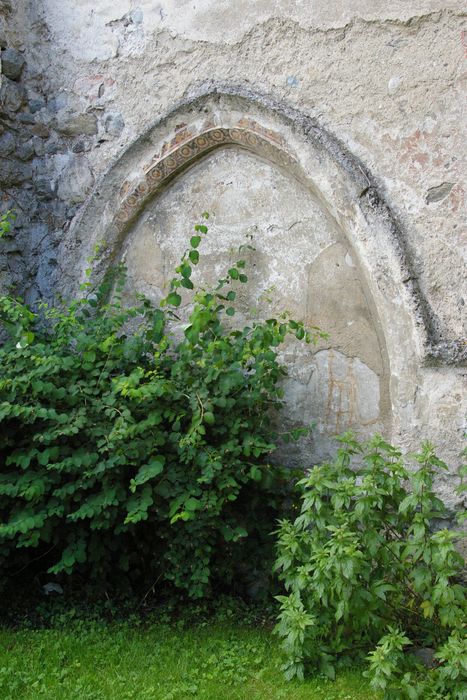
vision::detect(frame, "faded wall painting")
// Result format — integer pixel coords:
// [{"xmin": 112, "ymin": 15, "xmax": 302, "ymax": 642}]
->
[{"xmin": 121, "ymin": 145, "xmax": 390, "ymax": 466}]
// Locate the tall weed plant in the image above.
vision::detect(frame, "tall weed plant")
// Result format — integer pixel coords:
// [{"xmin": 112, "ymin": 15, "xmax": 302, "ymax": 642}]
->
[{"xmin": 274, "ymin": 434, "xmax": 466, "ymax": 698}]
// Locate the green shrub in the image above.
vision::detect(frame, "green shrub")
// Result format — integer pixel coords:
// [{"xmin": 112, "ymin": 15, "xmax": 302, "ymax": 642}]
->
[
  {"xmin": 0, "ymin": 210, "xmax": 15, "ymax": 239},
  {"xmin": 0, "ymin": 217, "xmax": 323, "ymax": 600},
  {"xmin": 274, "ymin": 434, "xmax": 466, "ymax": 698}
]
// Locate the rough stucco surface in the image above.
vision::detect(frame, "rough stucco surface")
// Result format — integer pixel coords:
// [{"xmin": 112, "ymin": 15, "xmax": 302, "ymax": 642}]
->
[{"xmin": 1, "ymin": 1, "xmax": 466, "ymax": 507}]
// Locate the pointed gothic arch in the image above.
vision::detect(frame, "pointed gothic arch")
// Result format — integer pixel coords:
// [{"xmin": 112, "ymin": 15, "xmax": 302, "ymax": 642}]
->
[{"xmin": 62, "ymin": 85, "xmax": 465, "ymax": 449}]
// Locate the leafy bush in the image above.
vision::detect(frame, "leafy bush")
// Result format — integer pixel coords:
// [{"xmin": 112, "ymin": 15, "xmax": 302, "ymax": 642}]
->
[
  {"xmin": 274, "ymin": 434, "xmax": 466, "ymax": 698},
  {"xmin": 0, "ymin": 217, "xmax": 323, "ymax": 600},
  {"xmin": 0, "ymin": 210, "xmax": 15, "ymax": 239}
]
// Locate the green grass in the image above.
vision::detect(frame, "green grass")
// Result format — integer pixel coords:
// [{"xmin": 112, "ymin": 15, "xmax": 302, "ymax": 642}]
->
[{"xmin": 0, "ymin": 619, "xmax": 378, "ymax": 700}]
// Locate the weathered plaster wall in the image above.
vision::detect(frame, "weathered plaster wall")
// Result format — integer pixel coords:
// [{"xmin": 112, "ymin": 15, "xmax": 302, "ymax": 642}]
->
[{"xmin": 0, "ymin": 1, "xmax": 465, "ymax": 506}]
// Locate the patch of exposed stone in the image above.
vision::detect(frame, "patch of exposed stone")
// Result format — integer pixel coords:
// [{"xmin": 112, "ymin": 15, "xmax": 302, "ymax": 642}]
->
[
  {"xmin": 0, "ymin": 11, "xmax": 125, "ymax": 304},
  {"xmin": 425, "ymin": 182, "xmax": 455, "ymax": 205}
]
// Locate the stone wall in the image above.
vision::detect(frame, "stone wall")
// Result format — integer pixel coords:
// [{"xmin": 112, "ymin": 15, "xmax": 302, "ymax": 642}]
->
[{"xmin": 0, "ymin": 1, "xmax": 465, "ymax": 507}]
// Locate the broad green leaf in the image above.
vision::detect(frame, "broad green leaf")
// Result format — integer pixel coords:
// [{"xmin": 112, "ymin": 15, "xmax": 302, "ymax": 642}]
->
[
  {"xmin": 166, "ymin": 292, "xmax": 181, "ymax": 307},
  {"xmin": 131, "ymin": 457, "xmax": 165, "ymax": 492}
]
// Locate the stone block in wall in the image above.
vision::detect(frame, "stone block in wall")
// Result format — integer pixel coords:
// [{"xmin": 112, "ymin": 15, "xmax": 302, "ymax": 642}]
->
[
  {"xmin": 1, "ymin": 47, "xmax": 25, "ymax": 81},
  {"xmin": 32, "ymin": 136, "xmax": 45, "ymax": 157},
  {"xmin": 72, "ymin": 139, "xmax": 91, "ymax": 154},
  {"xmin": 0, "ymin": 130, "xmax": 14, "ymax": 156},
  {"xmin": 31, "ymin": 122, "xmax": 50, "ymax": 139},
  {"xmin": 34, "ymin": 175, "xmax": 54, "ymax": 200},
  {"xmin": 17, "ymin": 112, "xmax": 35, "ymax": 124},
  {"xmin": 56, "ymin": 155, "xmax": 94, "ymax": 204},
  {"xmin": 29, "ymin": 98, "xmax": 45, "ymax": 114},
  {"xmin": 53, "ymin": 111, "xmax": 98, "ymax": 137},
  {"xmin": 16, "ymin": 139, "xmax": 34, "ymax": 161},
  {"xmin": 104, "ymin": 111, "xmax": 125, "ymax": 137},
  {"xmin": 0, "ymin": 157, "xmax": 32, "ymax": 186},
  {"xmin": 0, "ymin": 76, "xmax": 26, "ymax": 113}
]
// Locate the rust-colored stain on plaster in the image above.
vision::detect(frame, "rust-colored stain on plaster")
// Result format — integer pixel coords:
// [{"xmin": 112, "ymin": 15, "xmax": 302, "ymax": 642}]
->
[
  {"xmin": 74, "ymin": 74, "xmax": 116, "ymax": 101},
  {"xmin": 383, "ymin": 129, "xmax": 453, "ymax": 174},
  {"xmin": 449, "ymin": 184, "xmax": 465, "ymax": 214}
]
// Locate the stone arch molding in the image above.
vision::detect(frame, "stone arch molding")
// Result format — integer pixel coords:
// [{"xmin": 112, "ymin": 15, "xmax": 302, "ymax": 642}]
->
[{"xmin": 63, "ymin": 86, "xmax": 465, "ymax": 449}]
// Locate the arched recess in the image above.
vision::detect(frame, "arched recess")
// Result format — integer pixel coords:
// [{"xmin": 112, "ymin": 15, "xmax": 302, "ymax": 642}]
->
[{"xmin": 61, "ymin": 86, "xmax": 466, "ymax": 460}]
